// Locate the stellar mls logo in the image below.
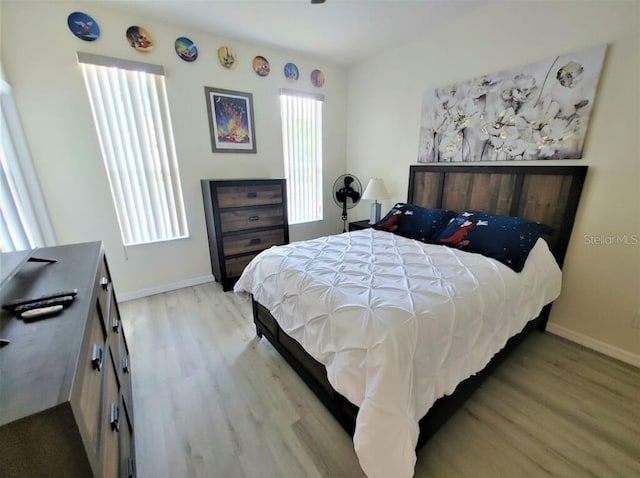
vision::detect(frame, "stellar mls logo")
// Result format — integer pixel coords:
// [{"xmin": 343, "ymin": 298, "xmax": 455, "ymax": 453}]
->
[{"xmin": 583, "ymin": 234, "xmax": 639, "ymax": 245}]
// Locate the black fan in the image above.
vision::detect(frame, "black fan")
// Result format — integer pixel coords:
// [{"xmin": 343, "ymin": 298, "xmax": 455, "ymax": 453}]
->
[{"xmin": 333, "ymin": 174, "xmax": 362, "ymax": 232}]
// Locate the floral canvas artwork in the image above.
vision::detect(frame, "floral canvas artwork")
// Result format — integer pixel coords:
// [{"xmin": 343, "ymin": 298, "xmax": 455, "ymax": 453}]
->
[{"xmin": 417, "ymin": 45, "xmax": 606, "ymax": 162}]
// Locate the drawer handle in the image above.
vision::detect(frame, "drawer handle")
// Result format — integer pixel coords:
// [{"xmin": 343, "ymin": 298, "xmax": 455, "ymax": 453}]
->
[
  {"xmin": 247, "ymin": 191, "xmax": 258, "ymax": 198},
  {"xmin": 112, "ymin": 316, "xmax": 120, "ymax": 333},
  {"xmin": 122, "ymin": 356, "xmax": 129, "ymax": 374},
  {"xmin": 91, "ymin": 344, "xmax": 102, "ymax": 371},
  {"xmin": 249, "ymin": 238, "xmax": 261, "ymax": 245},
  {"xmin": 110, "ymin": 402, "xmax": 120, "ymax": 432},
  {"xmin": 100, "ymin": 276, "xmax": 109, "ymax": 290},
  {"xmin": 127, "ymin": 457, "xmax": 135, "ymax": 478},
  {"xmin": 248, "ymin": 215, "xmax": 260, "ymax": 221}
]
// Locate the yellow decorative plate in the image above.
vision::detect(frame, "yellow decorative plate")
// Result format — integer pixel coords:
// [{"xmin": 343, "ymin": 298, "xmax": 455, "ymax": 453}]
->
[{"xmin": 218, "ymin": 46, "xmax": 237, "ymax": 69}]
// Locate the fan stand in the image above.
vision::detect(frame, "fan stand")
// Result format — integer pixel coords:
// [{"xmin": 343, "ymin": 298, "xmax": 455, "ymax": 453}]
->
[{"xmin": 341, "ymin": 209, "xmax": 348, "ymax": 233}]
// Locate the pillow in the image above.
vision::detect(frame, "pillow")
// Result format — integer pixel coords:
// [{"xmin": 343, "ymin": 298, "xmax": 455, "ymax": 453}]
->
[
  {"xmin": 433, "ymin": 211, "xmax": 554, "ymax": 272},
  {"xmin": 374, "ymin": 203, "xmax": 458, "ymax": 242}
]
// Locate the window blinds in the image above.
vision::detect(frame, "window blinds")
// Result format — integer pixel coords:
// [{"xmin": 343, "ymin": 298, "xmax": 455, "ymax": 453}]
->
[
  {"xmin": 0, "ymin": 72, "xmax": 55, "ymax": 252},
  {"xmin": 279, "ymin": 89, "xmax": 324, "ymax": 224},
  {"xmin": 78, "ymin": 53, "xmax": 188, "ymax": 246}
]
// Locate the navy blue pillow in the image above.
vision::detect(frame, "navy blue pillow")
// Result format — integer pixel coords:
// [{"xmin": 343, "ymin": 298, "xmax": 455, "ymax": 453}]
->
[
  {"xmin": 434, "ymin": 211, "xmax": 554, "ymax": 272},
  {"xmin": 374, "ymin": 203, "xmax": 458, "ymax": 242}
]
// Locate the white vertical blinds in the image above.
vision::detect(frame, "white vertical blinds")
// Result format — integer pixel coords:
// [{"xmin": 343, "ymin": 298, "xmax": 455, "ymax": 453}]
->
[
  {"xmin": 1, "ymin": 71, "xmax": 55, "ymax": 252},
  {"xmin": 0, "ymin": 118, "xmax": 40, "ymax": 251},
  {"xmin": 78, "ymin": 54, "xmax": 188, "ymax": 246},
  {"xmin": 279, "ymin": 89, "xmax": 324, "ymax": 224}
]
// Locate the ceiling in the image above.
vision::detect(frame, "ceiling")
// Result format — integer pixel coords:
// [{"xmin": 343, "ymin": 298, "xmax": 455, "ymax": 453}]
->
[{"xmin": 100, "ymin": 0, "xmax": 483, "ymax": 65}]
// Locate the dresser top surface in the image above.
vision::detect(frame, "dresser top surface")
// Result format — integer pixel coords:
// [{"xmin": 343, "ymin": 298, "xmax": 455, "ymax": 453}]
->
[
  {"xmin": 201, "ymin": 178, "xmax": 285, "ymax": 184},
  {"xmin": 0, "ymin": 242, "xmax": 103, "ymax": 426}
]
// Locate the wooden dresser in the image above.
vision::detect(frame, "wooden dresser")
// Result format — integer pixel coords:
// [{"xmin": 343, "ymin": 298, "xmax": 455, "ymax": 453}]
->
[
  {"xmin": 0, "ymin": 242, "xmax": 135, "ymax": 478},
  {"xmin": 201, "ymin": 178, "xmax": 289, "ymax": 291}
]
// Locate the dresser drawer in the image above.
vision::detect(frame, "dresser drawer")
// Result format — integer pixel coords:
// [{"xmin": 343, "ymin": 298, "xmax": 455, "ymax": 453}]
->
[
  {"xmin": 223, "ymin": 229, "xmax": 285, "ymax": 256},
  {"xmin": 119, "ymin": 397, "xmax": 135, "ymax": 478},
  {"xmin": 95, "ymin": 255, "xmax": 111, "ymax": 331},
  {"xmin": 101, "ymin": 351, "xmax": 120, "ymax": 478},
  {"xmin": 219, "ymin": 206, "xmax": 284, "ymax": 233},
  {"xmin": 74, "ymin": 304, "xmax": 108, "ymax": 458},
  {"xmin": 225, "ymin": 254, "xmax": 258, "ymax": 278},
  {"xmin": 118, "ymin": 324, "xmax": 133, "ymax": 410},
  {"xmin": 107, "ymin": 289, "xmax": 121, "ymax": 371},
  {"xmin": 216, "ymin": 184, "xmax": 283, "ymax": 208}
]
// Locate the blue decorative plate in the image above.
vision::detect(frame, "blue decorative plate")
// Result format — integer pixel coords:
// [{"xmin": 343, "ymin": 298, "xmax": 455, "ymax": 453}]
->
[
  {"xmin": 67, "ymin": 11, "xmax": 100, "ymax": 41},
  {"xmin": 175, "ymin": 37, "xmax": 198, "ymax": 62},
  {"xmin": 284, "ymin": 62, "xmax": 299, "ymax": 80}
]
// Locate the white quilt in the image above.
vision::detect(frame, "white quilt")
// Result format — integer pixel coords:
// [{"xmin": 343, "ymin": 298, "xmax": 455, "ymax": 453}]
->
[{"xmin": 234, "ymin": 229, "xmax": 561, "ymax": 478}]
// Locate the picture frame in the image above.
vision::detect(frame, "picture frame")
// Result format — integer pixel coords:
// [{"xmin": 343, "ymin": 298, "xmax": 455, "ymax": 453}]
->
[{"xmin": 204, "ymin": 87, "xmax": 256, "ymax": 153}]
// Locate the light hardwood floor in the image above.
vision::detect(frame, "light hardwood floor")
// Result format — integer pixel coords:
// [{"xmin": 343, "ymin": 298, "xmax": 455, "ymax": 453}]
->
[{"xmin": 119, "ymin": 283, "xmax": 640, "ymax": 478}]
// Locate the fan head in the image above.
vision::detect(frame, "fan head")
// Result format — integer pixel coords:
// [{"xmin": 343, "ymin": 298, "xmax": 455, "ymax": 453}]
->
[
  {"xmin": 333, "ymin": 174, "xmax": 362, "ymax": 210},
  {"xmin": 333, "ymin": 174, "xmax": 362, "ymax": 231}
]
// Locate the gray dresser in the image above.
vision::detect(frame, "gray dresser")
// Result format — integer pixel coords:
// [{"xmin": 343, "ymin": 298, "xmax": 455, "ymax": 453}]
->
[{"xmin": 0, "ymin": 242, "xmax": 135, "ymax": 477}]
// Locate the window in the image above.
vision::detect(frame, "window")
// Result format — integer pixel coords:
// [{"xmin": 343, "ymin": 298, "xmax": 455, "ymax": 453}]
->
[
  {"xmin": 1, "ymin": 71, "xmax": 55, "ymax": 252},
  {"xmin": 78, "ymin": 53, "xmax": 188, "ymax": 246},
  {"xmin": 279, "ymin": 89, "xmax": 324, "ymax": 224}
]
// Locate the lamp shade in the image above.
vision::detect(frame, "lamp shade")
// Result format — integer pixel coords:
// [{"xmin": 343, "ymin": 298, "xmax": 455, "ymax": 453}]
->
[{"xmin": 362, "ymin": 178, "xmax": 389, "ymax": 201}]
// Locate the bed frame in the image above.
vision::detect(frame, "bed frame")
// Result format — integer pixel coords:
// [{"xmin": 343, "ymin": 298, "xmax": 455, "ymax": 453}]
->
[{"xmin": 251, "ymin": 164, "xmax": 587, "ymax": 450}]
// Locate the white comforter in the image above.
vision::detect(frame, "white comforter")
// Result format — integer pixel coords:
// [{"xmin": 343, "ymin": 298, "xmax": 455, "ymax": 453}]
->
[{"xmin": 234, "ymin": 229, "xmax": 561, "ymax": 478}]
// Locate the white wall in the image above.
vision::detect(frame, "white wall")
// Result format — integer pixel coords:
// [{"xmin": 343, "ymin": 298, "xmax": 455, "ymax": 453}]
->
[
  {"xmin": 1, "ymin": 1, "xmax": 347, "ymax": 296},
  {"xmin": 2, "ymin": 1, "xmax": 638, "ymax": 361},
  {"xmin": 346, "ymin": 1, "xmax": 639, "ymax": 359}
]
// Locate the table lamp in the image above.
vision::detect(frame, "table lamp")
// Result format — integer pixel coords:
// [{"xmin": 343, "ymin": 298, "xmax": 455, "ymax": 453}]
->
[{"xmin": 362, "ymin": 178, "xmax": 390, "ymax": 224}]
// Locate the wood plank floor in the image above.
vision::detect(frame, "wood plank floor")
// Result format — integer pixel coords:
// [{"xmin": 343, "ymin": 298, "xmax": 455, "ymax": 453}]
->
[{"xmin": 119, "ymin": 282, "xmax": 640, "ymax": 478}]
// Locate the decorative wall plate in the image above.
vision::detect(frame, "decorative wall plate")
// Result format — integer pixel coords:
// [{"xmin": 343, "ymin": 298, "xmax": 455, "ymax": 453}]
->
[
  {"xmin": 175, "ymin": 37, "xmax": 198, "ymax": 62},
  {"xmin": 217, "ymin": 46, "xmax": 237, "ymax": 69},
  {"xmin": 311, "ymin": 69, "xmax": 325, "ymax": 87},
  {"xmin": 284, "ymin": 62, "xmax": 299, "ymax": 80},
  {"xmin": 252, "ymin": 56, "xmax": 270, "ymax": 77},
  {"xmin": 126, "ymin": 26, "xmax": 154, "ymax": 52},
  {"xmin": 67, "ymin": 11, "xmax": 100, "ymax": 41}
]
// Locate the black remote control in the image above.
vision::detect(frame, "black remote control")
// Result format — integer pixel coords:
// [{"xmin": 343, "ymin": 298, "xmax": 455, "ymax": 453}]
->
[
  {"xmin": 2, "ymin": 289, "xmax": 78, "ymax": 311},
  {"xmin": 14, "ymin": 295, "xmax": 76, "ymax": 313}
]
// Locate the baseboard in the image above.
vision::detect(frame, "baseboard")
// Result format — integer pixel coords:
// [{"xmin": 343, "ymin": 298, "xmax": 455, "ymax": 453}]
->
[
  {"xmin": 546, "ymin": 323, "xmax": 640, "ymax": 368},
  {"xmin": 117, "ymin": 275, "xmax": 215, "ymax": 302}
]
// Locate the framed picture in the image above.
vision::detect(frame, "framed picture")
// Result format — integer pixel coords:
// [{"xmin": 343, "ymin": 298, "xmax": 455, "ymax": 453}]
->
[{"xmin": 204, "ymin": 87, "xmax": 256, "ymax": 153}]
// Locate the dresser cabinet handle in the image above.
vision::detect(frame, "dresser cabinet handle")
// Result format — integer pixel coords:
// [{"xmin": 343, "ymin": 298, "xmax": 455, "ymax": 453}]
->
[
  {"xmin": 247, "ymin": 191, "xmax": 257, "ymax": 198},
  {"xmin": 122, "ymin": 357, "xmax": 129, "ymax": 374},
  {"xmin": 100, "ymin": 277, "xmax": 109, "ymax": 290},
  {"xmin": 112, "ymin": 317, "xmax": 120, "ymax": 333},
  {"xmin": 110, "ymin": 402, "xmax": 119, "ymax": 431},
  {"xmin": 248, "ymin": 215, "xmax": 260, "ymax": 221},
  {"xmin": 249, "ymin": 238, "xmax": 261, "ymax": 245},
  {"xmin": 127, "ymin": 457, "xmax": 135, "ymax": 478},
  {"xmin": 91, "ymin": 344, "xmax": 102, "ymax": 371}
]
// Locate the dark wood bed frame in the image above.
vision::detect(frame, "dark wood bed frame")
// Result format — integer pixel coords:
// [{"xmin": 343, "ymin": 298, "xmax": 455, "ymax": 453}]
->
[{"xmin": 251, "ymin": 164, "xmax": 588, "ymax": 450}]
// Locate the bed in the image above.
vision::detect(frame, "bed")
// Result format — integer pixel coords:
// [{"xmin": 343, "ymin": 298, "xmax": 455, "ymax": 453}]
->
[{"xmin": 234, "ymin": 164, "xmax": 587, "ymax": 478}]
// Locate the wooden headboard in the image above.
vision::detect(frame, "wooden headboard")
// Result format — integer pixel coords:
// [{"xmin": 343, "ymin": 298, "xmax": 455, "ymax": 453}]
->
[{"xmin": 407, "ymin": 165, "xmax": 588, "ymax": 268}]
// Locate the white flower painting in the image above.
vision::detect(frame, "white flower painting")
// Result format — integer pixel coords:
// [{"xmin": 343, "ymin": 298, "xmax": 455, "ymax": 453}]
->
[{"xmin": 417, "ymin": 45, "xmax": 606, "ymax": 162}]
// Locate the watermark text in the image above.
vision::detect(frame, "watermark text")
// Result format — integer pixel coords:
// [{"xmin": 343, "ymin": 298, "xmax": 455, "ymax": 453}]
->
[{"xmin": 583, "ymin": 234, "xmax": 638, "ymax": 246}]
